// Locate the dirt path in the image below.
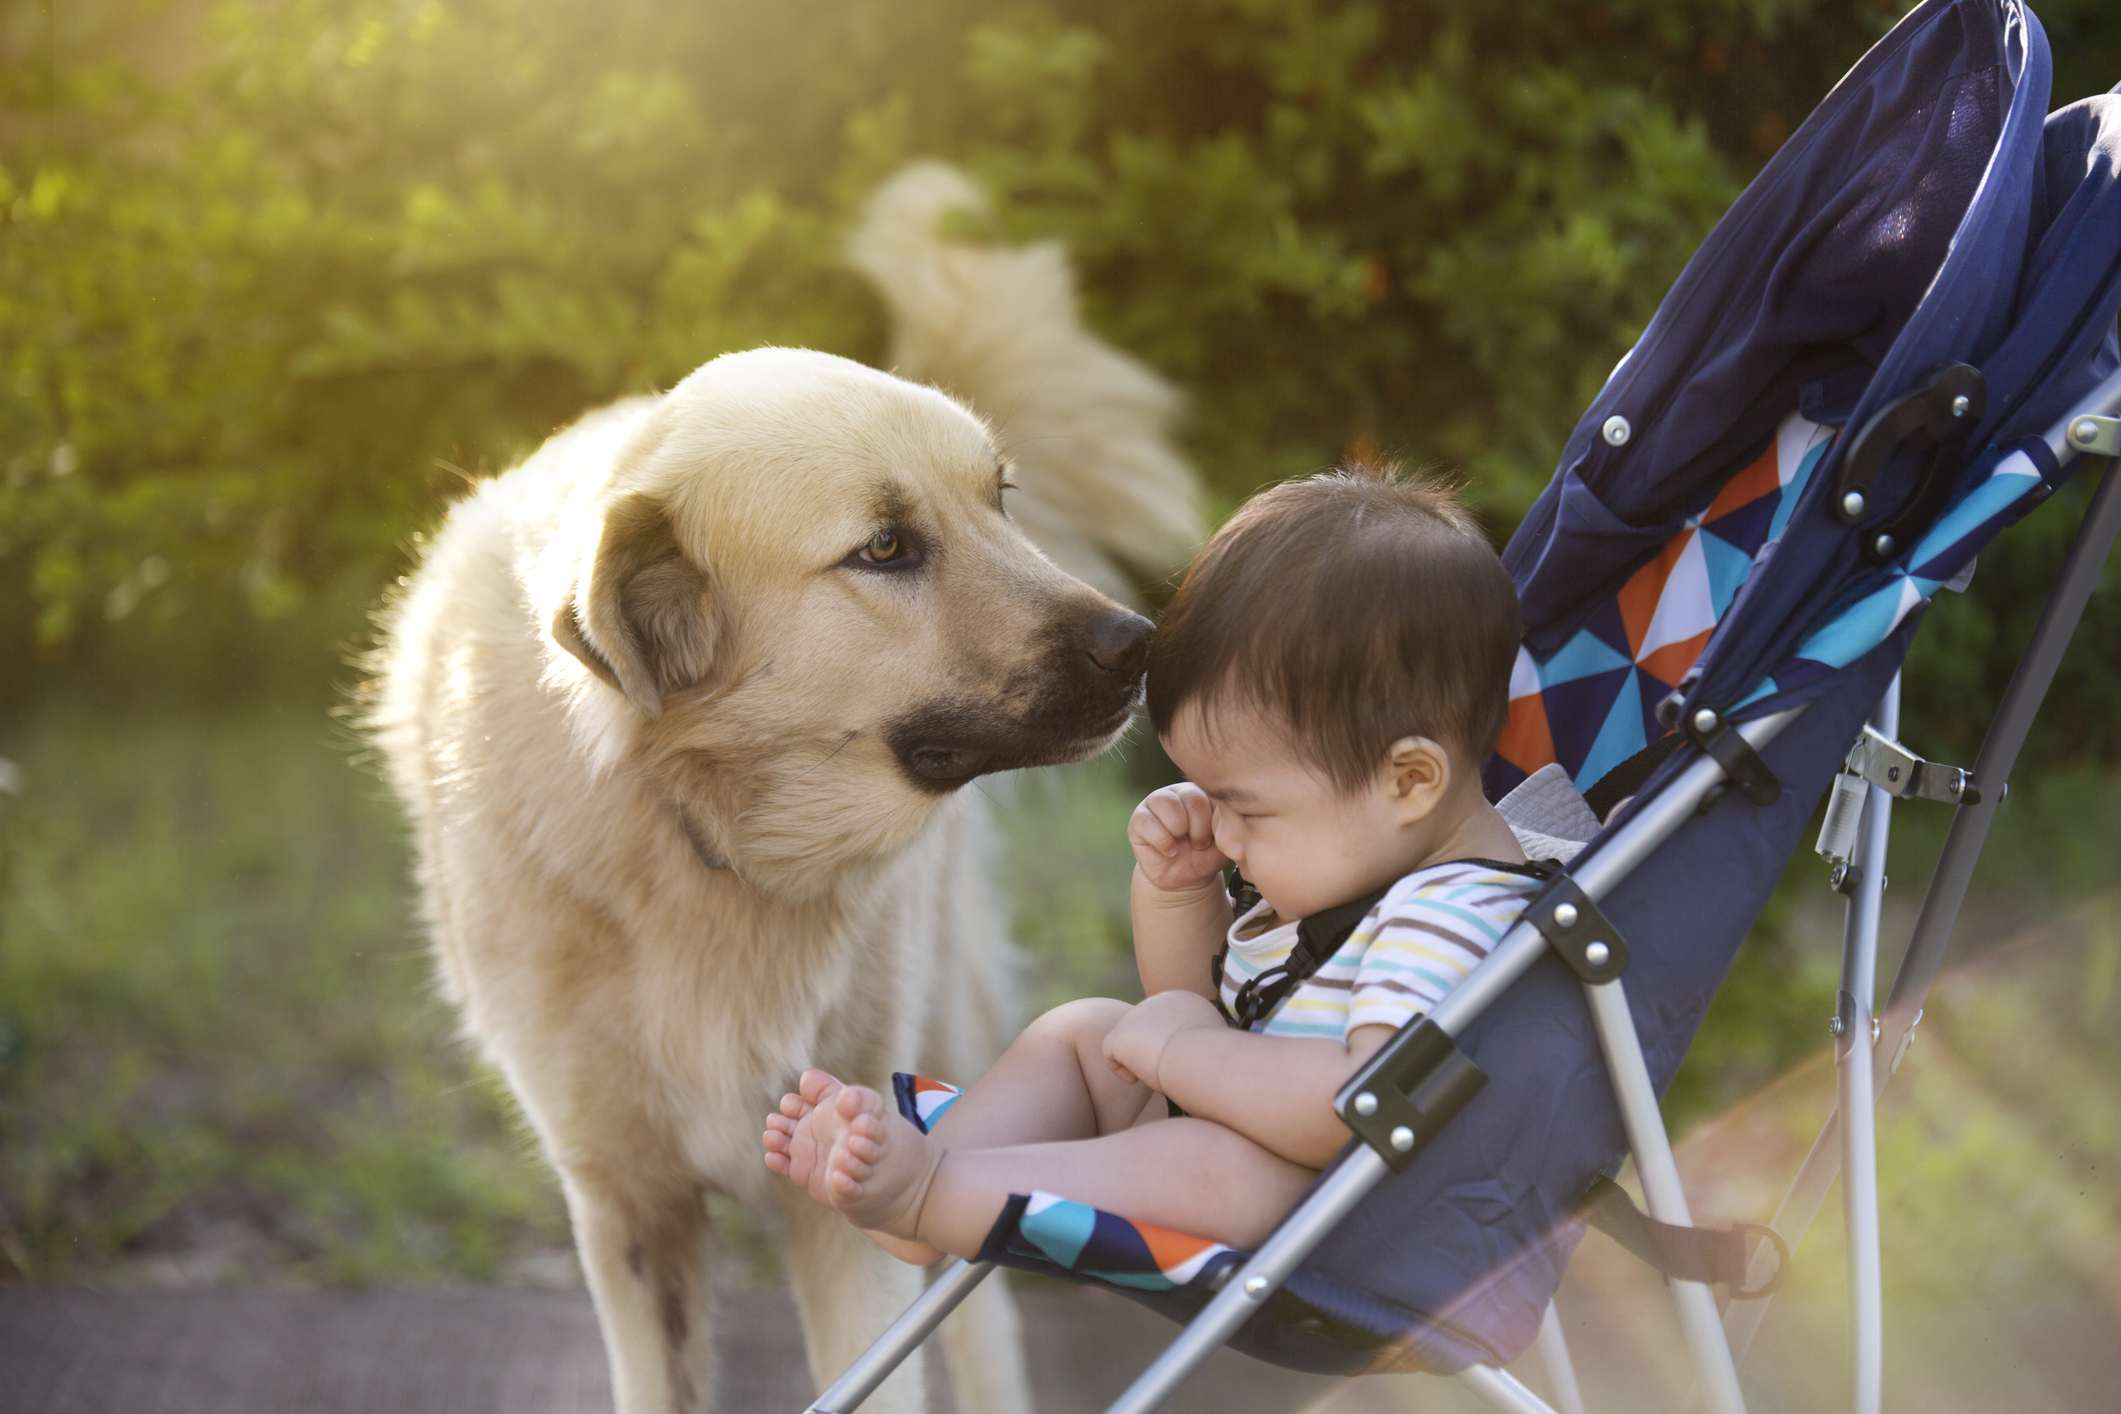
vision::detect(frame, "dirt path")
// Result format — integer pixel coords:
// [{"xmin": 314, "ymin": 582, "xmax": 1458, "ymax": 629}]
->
[{"xmin": 0, "ymin": 1275, "xmax": 1356, "ymax": 1414}]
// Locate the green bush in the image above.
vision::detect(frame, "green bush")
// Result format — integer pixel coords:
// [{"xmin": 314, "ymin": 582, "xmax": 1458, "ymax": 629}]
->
[{"xmin": 8, "ymin": 0, "xmax": 2118, "ymax": 735}]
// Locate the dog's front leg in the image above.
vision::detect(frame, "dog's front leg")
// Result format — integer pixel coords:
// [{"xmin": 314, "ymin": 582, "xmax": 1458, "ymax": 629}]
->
[
  {"xmin": 779, "ymin": 1189, "xmax": 930, "ymax": 1413},
  {"xmin": 564, "ymin": 1168, "xmax": 716, "ymax": 1414}
]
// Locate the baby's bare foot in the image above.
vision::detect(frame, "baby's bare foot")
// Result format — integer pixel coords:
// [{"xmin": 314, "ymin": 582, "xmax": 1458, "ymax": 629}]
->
[
  {"xmin": 822, "ymin": 1085, "xmax": 946, "ymax": 1246},
  {"xmin": 761, "ymin": 1068, "xmax": 845, "ymax": 1207},
  {"xmin": 763, "ymin": 1071, "xmax": 943, "ymax": 1265}
]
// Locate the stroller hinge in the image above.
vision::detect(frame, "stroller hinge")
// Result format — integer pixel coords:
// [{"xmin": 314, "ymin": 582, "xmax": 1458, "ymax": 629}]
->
[
  {"xmin": 1332, "ymin": 1017, "xmax": 1487, "ymax": 1173},
  {"xmin": 1845, "ymin": 725, "xmax": 1979, "ymax": 806},
  {"xmin": 1528, "ymin": 874, "xmax": 1630, "ymax": 984},
  {"xmin": 2067, "ymin": 413, "xmax": 2121, "ymax": 458}
]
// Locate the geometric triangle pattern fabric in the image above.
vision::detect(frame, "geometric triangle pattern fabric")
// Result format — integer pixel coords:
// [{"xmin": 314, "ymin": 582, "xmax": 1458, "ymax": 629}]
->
[
  {"xmin": 1489, "ymin": 411, "xmax": 1837, "ymax": 795},
  {"xmin": 1733, "ymin": 443, "xmax": 2048, "ymax": 710},
  {"xmin": 985, "ymin": 1190, "xmax": 1242, "ymax": 1294}
]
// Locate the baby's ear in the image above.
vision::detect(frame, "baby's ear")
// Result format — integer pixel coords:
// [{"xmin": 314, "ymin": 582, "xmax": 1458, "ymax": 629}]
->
[
  {"xmin": 1381, "ymin": 736, "xmax": 1451, "ymax": 816},
  {"xmin": 552, "ymin": 491, "xmax": 717, "ymax": 719}
]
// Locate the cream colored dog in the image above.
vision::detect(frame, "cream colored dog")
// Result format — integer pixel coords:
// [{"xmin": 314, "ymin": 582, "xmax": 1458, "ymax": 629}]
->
[{"xmin": 368, "ymin": 165, "xmax": 1201, "ymax": 1413}]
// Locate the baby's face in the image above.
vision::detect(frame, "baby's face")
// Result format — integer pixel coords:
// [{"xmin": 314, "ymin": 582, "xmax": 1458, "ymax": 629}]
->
[{"xmin": 1160, "ymin": 701, "xmax": 1414, "ymax": 920}]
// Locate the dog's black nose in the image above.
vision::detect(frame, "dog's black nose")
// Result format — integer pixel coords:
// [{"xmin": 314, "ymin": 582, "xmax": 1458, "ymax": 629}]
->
[{"xmin": 1086, "ymin": 608, "xmax": 1153, "ymax": 676}]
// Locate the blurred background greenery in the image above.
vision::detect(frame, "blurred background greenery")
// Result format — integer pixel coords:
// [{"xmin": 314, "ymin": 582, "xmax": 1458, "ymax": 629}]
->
[{"xmin": 3, "ymin": 0, "xmax": 2118, "ymax": 1299}]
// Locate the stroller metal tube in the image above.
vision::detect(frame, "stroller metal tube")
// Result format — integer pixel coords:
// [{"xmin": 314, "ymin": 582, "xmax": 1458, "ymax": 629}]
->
[
  {"xmin": 1104, "ymin": 709, "xmax": 1799, "ymax": 1414},
  {"xmin": 1584, "ymin": 977, "xmax": 1748, "ymax": 1414},
  {"xmin": 1837, "ymin": 675, "xmax": 1896, "ymax": 1414},
  {"xmin": 1535, "ymin": 1301, "xmax": 1589, "ymax": 1414},
  {"xmin": 803, "ymin": 1259, "xmax": 994, "ymax": 1413},
  {"xmin": 1729, "ymin": 416, "xmax": 2121, "ymax": 1364},
  {"xmin": 1459, "ymin": 1363, "xmax": 1565, "ymax": 1414}
]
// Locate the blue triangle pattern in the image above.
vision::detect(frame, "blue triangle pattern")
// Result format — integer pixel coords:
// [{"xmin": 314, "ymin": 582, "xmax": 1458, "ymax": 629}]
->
[
  {"xmin": 1576, "ymin": 671, "xmax": 1648, "ymax": 790},
  {"xmin": 1537, "ymin": 628, "xmax": 1632, "ymax": 688},
  {"xmin": 1696, "ymin": 530, "xmax": 1756, "ymax": 616},
  {"xmin": 1543, "ymin": 667, "xmax": 1633, "ymax": 776}
]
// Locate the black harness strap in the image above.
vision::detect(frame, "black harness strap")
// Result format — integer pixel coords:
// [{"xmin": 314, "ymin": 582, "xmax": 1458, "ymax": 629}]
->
[
  {"xmin": 1212, "ymin": 873, "xmax": 1390, "ymax": 1031},
  {"xmin": 1579, "ymin": 1176, "xmax": 1789, "ymax": 1300}
]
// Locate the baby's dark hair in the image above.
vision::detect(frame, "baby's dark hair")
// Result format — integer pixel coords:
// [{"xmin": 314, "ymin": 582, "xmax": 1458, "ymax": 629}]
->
[{"xmin": 1146, "ymin": 465, "xmax": 1521, "ymax": 790}]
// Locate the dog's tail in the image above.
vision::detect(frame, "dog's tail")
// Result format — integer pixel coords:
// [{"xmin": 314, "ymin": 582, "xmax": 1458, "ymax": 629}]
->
[{"xmin": 848, "ymin": 162, "xmax": 1205, "ymax": 603}]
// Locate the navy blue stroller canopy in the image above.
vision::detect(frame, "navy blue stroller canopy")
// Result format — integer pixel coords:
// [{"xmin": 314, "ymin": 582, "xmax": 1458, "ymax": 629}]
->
[{"xmin": 964, "ymin": 0, "xmax": 2121, "ymax": 1378}]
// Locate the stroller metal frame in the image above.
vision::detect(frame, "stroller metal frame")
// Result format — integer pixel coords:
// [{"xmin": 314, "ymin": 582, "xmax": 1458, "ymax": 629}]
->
[{"xmin": 807, "ymin": 367, "xmax": 2121, "ymax": 1414}]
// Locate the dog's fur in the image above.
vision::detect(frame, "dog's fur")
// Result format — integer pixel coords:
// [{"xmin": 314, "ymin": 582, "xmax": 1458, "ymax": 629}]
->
[{"xmin": 368, "ymin": 165, "xmax": 1201, "ymax": 1413}]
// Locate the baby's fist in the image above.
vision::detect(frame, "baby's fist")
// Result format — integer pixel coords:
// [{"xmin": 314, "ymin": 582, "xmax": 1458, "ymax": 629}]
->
[{"xmin": 1127, "ymin": 783, "xmax": 1226, "ymax": 894}]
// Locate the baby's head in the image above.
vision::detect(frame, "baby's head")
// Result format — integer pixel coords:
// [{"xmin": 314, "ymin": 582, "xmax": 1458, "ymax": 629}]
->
[{"xmin": 1147, "ymin": 466, "xmax": 1520, "ymax": 918}]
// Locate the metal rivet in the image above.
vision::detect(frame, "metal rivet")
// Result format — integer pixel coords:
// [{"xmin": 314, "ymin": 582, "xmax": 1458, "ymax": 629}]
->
[
  {"xmin": 2073, "ymin": 418, "xmax": 2100, "ymax": 445},
  {"xmin": 1602, "ymin": 415, "xmax": 1632, "ymax": 447},
  {"xmin": 1828, "ymin": 861, "xmax": 1849, "ymax": 893},
  {"xmin": 1951, "ymin": 394, "xmax": 1971, "ymax": 418},
  {"xmin": 1948, "ymin": 775, "xmax": 1963, "ymax": 796},
  {"xmin": 1692, "ymin": 708, "xmax": 1718, "ymax": 735},
  {"xmin": 1552, "ymin": 903, "xmax": 1579, "ymax": 929},
  {"xmin": 1389, "ymin": 1125, "xmax": 1415, "ymax": 1152},
  {"xmin": 1840, "ymin": 490, "xmax": 1867, "ymax": 519},
  {"xmin": 1872, "ymin": 533, "xmax": 1897, "ymax": 559},
  {"xmin": 1871, "ymin": 1016, "xmax": 1882, "ymax": 1044},
  {"xmin": 1828, "ymin": 1015, "xmax": 1847, "ymax": 1037},
  {"xmin": 1583, "ymin": 940, "xmax": 1611, "ymax": 969},
  {"xmin": 1243, "ymin": 1275, "xmax": 1268, "ymax": 1298},
  {"xmin": 1352, "ymin": 1091, "xmax": 1378, "ymax": 1117}
]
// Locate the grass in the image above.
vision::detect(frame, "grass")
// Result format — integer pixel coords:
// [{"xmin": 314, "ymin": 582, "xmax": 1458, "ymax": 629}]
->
[
  {"xmin": 0, "ymin": 698, "xmax": 568, "ymax": 1285},
  {"xmin": 5, "ymin": 689, "xmax": 2119, "ymax": 1291}
]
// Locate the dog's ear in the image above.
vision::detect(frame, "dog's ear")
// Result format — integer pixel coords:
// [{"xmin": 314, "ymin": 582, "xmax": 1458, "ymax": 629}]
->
[{"xmin": 552, "ymin": 492, "xmax": 715, "ymax": 719}]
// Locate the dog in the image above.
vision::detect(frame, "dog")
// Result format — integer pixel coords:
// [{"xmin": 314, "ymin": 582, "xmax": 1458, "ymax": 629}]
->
[{"xmin": 367, "ymin": 164, "xmax": 1202, "ymax": 1413}]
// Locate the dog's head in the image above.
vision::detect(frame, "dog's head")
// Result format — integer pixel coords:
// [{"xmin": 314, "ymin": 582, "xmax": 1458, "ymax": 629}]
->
[{"xmin": 549, "ymin": 348, "xmax": 1151, "ymax": 896}]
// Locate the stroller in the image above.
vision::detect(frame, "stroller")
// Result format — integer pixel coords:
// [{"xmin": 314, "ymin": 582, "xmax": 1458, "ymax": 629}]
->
[{"xmin": 811, "ymin": 2, "xmax": 2121, "ymax": 1409}]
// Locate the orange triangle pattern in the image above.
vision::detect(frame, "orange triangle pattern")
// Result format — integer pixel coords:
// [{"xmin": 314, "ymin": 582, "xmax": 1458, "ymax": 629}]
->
[
  {"xmin": 1496, "ymin": 692, "xmax": 1557, "ymax": 775},
  {"xmin": 1637, "ymin": 626, "xmax": 1715, "ymax": 688},
  {"xmin": 1617, "ymin": 529, "xmax": 1693, "ymax": 655},
  {"xmin": 1706, "ymin": 437, "xmax": 1782, "ymax": 520},
  {"xmin": 1136, "ymin": 1220, "xmax": 1221, "ymax": 1275}
]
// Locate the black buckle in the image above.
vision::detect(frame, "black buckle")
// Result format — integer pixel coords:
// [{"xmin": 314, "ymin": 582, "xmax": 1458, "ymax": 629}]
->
[
  {"xmin": 1332, "ymin": 1017, "xmax": 1486, "ymax": 1173},
  {"xmin": 1525, "ymin": 873, "xmax": 1628, "ymax": 984},
  {"xmin": 1830, "ymin": 362, "xmax": 1986, "ymax": 562}
]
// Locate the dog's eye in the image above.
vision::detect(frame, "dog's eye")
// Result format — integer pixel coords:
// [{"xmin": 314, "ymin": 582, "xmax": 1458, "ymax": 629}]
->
[{"xmin": 856, "ymin": 529, "xmax": 909, "ymax": 566}]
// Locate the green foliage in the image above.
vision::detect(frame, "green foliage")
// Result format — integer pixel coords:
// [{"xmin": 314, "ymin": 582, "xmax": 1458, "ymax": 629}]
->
[{"xmin": 7, "ymin": 0, "xmax": 2117, "ymax": 729}]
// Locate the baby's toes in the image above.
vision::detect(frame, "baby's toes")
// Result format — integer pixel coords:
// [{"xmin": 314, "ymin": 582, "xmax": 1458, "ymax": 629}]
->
[
  {"xmin": 798, "ymin": 1069, "xmax": 842, "ymax": 1107},
  {"xmin": 777, "ymin": 1092, "xmax": 809, "ymax": 1119},
  {"xmin": 845, "ymin": 1131, "xmax": 881, "ymax": 1164},
  {"xmin": 828, "ymin": 1160, "xmax": 867, "ymax": 1200}
]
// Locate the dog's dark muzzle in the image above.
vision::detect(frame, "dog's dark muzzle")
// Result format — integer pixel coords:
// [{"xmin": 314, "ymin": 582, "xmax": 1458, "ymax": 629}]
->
[{"xmin": 889, "ymin": 607, "xmax": 1151, "ymax": 792}]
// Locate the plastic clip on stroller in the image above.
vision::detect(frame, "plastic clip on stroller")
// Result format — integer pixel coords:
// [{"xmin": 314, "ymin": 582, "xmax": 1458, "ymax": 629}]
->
[
  {"xmin": 1333, "ymin": 1019, "xmax": 1486, "ymax": 1174},
  {"xmin": 1830, "ymin": 363, "xmax": 1988, "ymax": 561}
]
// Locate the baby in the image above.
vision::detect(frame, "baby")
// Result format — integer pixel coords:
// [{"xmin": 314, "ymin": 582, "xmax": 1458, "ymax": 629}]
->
[{"xmin": 763, "ymin": 466, "xmax": 1544, "ymax": 1262}]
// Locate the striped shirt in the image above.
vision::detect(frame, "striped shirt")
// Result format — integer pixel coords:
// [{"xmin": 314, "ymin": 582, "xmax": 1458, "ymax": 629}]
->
[{"xmin": 1217, "ymin": 860, "xmax": 1543, "ymax": 1041}]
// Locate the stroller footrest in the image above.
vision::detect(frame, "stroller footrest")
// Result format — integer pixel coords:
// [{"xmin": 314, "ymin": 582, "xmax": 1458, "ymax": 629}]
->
[{"xmin": 1333, "ymin": 1017, "xmax": 1486, "ymax": 1173}]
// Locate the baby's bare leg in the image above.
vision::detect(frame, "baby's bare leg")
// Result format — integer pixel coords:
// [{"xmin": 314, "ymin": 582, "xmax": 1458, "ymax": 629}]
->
[
  {"xmin": 817, "ymin": 1086, "xmax": 1316, "ymax": 1262},
  {"xmin": 931, "ymin": 997, "xmax": 1161, "ymax": 1148}
]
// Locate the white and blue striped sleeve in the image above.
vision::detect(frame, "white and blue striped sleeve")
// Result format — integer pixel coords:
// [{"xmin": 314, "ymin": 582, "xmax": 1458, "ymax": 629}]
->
[{"xmin": 1346, "ymin": 869, "xmax": 1531, "ymax": 1036}]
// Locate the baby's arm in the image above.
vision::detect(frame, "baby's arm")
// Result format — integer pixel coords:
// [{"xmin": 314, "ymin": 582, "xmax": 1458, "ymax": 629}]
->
[
  {"xmin": 1105, "ymin": 993, "xmax": 1391, "ymax": 1169},
  {"xmin": 1157, "ymin": 1024, "xmax": 1393, "ymax": 1169},
  {"xmin": 1127, "ymin": 784, "xmax": 1233, "ymax": 1001}
]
